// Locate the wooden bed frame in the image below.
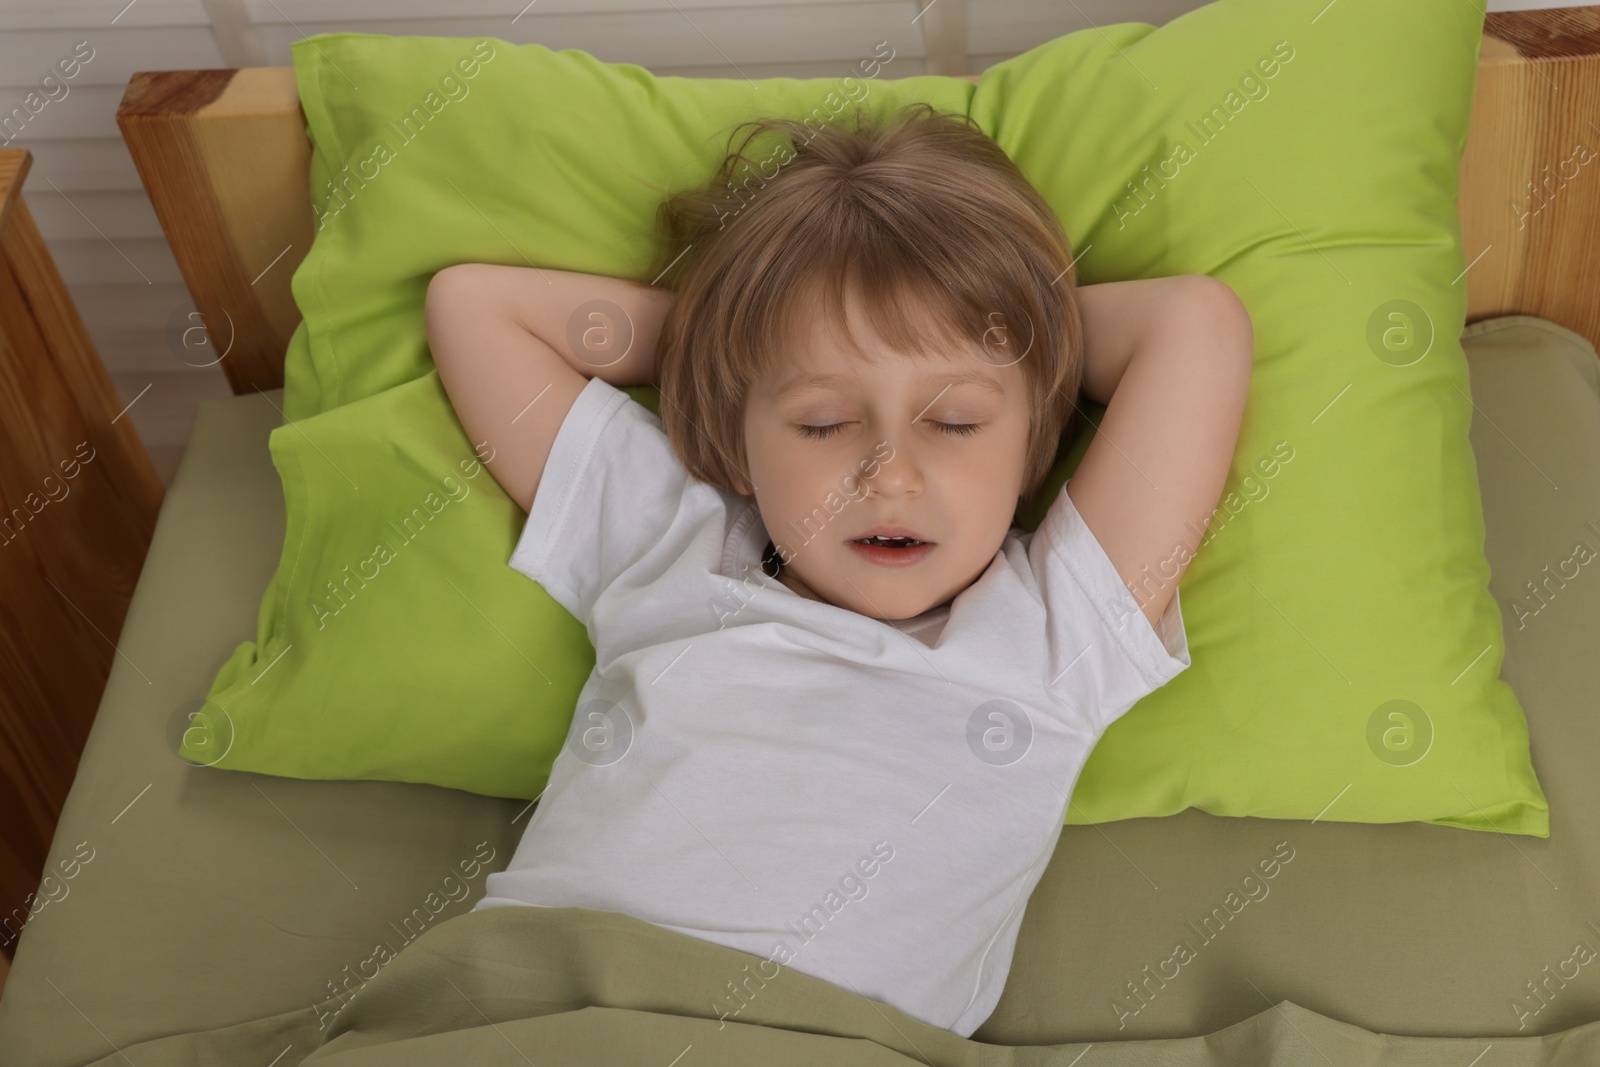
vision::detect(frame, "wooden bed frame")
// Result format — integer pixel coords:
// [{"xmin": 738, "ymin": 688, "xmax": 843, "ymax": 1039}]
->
[
  {"xmin": 0, "ymin": 5, "xmax": 1598, "ymax": 962},
  {"xmin": 106, "ymin": 8, "xmax": 1600, "ymax": 397}
]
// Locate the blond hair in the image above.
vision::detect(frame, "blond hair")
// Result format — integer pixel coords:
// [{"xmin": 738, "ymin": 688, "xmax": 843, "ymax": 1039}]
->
[{"xmin": 648, "ymin": 101, "xmax": 1085, "ymax": 510}]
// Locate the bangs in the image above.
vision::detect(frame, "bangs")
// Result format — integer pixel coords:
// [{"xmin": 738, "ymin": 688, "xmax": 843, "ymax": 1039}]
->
[
  {"xmin": 763, "ymin": 263, "xmax": 981, "ymax": 383},
  {"xmin": 649, "ymin": 101, "xmax": 1085, "ymax": 507}
]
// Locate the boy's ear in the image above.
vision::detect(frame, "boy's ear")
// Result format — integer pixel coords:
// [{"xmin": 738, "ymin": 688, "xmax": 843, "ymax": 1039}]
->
[{"xmin": 728, "ymin": 445, "xmax": 754, "ymax": 496}]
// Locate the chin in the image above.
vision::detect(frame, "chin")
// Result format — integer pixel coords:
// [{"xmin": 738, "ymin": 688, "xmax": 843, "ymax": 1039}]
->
[{"xmin": 864, "ymin": 592, "xmax": 937, "ymax": 621}]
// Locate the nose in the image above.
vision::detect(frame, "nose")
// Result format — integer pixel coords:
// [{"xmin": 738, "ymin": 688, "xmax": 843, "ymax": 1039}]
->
[{"xmin": 859, "ymin": 424, "xmax": 922, "ymax": 500}]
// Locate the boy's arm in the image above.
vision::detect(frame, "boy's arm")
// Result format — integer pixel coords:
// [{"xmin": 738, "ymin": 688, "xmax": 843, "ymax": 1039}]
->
[
  {"xmin": 425, "ymin": 264, "xmax": 675, "ymax": 514},
  {"xmin": 1066, "ymin": 275, "xmax": 1252, "ymax": 629}
]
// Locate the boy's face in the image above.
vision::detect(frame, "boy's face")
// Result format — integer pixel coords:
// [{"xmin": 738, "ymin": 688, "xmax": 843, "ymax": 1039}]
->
[{"xmin": 735, "ymin": 286, "xmax": 1032, "ymax": 621}]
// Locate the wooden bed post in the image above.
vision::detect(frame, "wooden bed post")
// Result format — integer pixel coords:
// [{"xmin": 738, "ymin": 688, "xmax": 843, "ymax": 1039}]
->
[
  {"xmin": 116, "ymin": 68, "xmax": 316, "ymax": 396},
  {"xmin": 1463, "ymin": 10, "xmax": 1600, "ymax": 347},
  {"xmin": 0, "ymin": 148, "xmax": 164, "ymax": 960}
]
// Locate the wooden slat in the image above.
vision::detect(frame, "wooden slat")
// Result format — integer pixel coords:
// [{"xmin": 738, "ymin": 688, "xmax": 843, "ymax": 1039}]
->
[
  {"xmin": 0, "ymin": 146, "xmax": 163, "ymax": 961},
  {"xmin": 919, "ymin": 0, "xmax": 970, "ymax": 75},
  {"xmin": 199, "ymin": 0, "xmax": 268, "ymax": 68},
  {"xmin": 23, "ymin": 189, "xmax": 164, "ymax": 243},
  {"xmin": 0, "ymin": 28, "xmax": 224, "ymax": 92},
  {"xmin": 15, "ymin": 139, "xmax": 144, "ymax": 194}
]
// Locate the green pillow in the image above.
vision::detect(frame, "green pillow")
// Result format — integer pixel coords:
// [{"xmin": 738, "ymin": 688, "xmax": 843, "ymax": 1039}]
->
[{"xmin": 197, "ymin": 0, "xmax": 1550, "ymax": 836}]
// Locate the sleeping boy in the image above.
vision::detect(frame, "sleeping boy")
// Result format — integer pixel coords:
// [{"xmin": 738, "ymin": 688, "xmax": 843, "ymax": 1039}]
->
[{"xmin": 424, "ymin": 102, "xmax": 1251, "ymax": 1037}]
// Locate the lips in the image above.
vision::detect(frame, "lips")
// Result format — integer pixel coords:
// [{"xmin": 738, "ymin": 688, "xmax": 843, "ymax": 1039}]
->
[{"xmin": 847, "ymin": 525, "xmax": 936, "ymax": 567}]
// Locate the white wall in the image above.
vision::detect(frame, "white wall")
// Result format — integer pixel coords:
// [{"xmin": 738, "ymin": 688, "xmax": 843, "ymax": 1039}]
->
[{"xmin": 0, "ymin": 0, "xmax": 1576, "ymax": 482}]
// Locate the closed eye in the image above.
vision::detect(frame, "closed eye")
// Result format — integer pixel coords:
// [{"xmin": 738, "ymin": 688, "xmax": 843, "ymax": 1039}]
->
[
  {"xmin": 796, "ymin": 421, "xmax": 981, "ymax": 440},
  {"xmin": 797, "ymin": 422, "xmax": 849, "ymax": 440},
  {"xmin": 934, "ymin": 422, "xmax": 981, "ymax": 437}
]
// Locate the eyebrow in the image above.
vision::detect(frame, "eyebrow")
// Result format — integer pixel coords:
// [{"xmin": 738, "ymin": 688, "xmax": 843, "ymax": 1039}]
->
[{"xmin": 772, "ymin": 369, "xmax": 1007, "ymax": 402}]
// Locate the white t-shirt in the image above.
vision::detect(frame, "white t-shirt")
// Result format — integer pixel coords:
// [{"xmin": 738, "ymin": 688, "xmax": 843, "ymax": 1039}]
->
[{"xmin": 473, "ymin": 376, "xmax": 1191, "ymax": 1037}]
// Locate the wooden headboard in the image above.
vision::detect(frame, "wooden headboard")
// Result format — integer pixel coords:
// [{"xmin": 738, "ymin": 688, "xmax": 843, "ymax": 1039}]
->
[{"xmin": 115, "ymin": 7, "xmax": 1600, "ymax": 397}]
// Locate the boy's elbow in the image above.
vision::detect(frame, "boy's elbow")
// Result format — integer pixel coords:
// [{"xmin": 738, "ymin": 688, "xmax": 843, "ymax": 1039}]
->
[
  {"xmin": 425, "ymin": 265, "xmax": 487, "ymax": 357},
  {"xmin": 1186, "ymin": 274, "xmax": 1254, "ymax": 380},
  {"xmin": 426, "ymin": 263, "xmax": 478, "ymax": 314}
]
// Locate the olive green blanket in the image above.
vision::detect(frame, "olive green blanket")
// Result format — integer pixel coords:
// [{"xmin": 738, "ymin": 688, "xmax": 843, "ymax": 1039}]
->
[{"xmin": 76, "ymin": 903, "xmax": 1600, "ymax": 1066}]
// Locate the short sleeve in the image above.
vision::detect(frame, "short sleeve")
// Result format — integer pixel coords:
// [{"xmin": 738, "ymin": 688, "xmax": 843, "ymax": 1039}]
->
[
  {"xmin": 508, "ymin": 376, "xmax": 688, "ymax": 624},
  {"xmin": 1027, "ymin": 483, "xmax": 1192, "ymax": 731}
]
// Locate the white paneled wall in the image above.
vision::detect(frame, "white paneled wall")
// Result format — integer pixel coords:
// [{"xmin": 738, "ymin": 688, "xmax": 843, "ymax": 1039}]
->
[{"xmin": 0, "ymin": 0, "xmax": 1555, "ymax": 483}]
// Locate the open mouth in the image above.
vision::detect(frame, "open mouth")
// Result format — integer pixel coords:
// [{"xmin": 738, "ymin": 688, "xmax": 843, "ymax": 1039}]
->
[
  {"xmin": 853, "ymin": 535, "xmax": 927, "ymax": 548},
  {"xmin": 847, "ymin": 533, "xmax": 936, "ymax": 567}
]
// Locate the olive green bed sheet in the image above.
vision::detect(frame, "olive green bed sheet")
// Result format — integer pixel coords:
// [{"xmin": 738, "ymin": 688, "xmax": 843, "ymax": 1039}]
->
[{"xmin": 0, "ymin": 314, "xmax": 1597, "ymax": 1066}]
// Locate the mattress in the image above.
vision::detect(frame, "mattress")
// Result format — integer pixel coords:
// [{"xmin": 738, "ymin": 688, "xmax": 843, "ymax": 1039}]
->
[{"xmin": 1, "ymin": 314, "xmax": 1597, "ymax": 1064}]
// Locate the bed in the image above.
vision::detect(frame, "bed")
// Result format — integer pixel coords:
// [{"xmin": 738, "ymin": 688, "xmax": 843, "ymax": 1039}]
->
[{"xmin": 3, "ymin": 6, "xmax": 1600, "ymax": 1064}]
